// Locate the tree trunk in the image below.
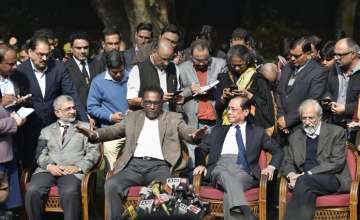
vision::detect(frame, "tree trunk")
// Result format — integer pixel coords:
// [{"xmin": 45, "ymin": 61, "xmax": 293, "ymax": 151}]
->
[
  {"xmin": 335, "ymin": 0, "xmax": 357, "ymax": 37},
  {"xmin": 90, "ymin": 0, "xmax": 131, "ymax": 43}
]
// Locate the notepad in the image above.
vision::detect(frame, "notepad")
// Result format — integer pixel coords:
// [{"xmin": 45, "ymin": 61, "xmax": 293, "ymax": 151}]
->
[
  {"xmin": 16, "ymin": 107, "xmax": 34, "ymax": 118},
  {"xmin": 192, "ymin": 80, "xmax": 219, "ymax": 97}
]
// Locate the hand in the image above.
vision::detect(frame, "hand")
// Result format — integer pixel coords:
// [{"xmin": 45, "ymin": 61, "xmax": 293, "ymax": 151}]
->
[
  {"xmin": 193, "ymin": 165, "xmax": 207, "ymax": 176},
  {"xmin": 47, "ymin": 164, "xmax": 64, "ymax": 176},
  {"xmin": 191, "ymin": 83, "xmax": 203, "ymax": 95},
  {"xmin": 60, "ymin": 166, "xmax": 81, "ymax": 175},
  {"xmin": 111, "ymin": 112, "xmax": 124, "ymax": 123},
  {"xmin": 237, "ymin": 89, "xmax": 253, "ymax": 99},
  {"xmin": 277, "ymin": 116, "xmax": 287, "ymax": 129},
  {"xmin": 331, "ymin": 102, "xmax": 345, "ymax": 114},
  {"xmin": 75, "ymin": 124, "xmax": 98, "ymax": 141},
  {"xmin": 261, "ymin": 165, "xmax": 276, "ymax": 181},
  {"xmin": 1, "ymin": 95, "xmax": 16, "ymax": 107},
  {"xmin": 287, "ymin": 172, "xmax": 304, "ymax": 189},
  {"xmin": 190, "ymin": 126, "xmax": 208, "ymax": 139},
  {"xmin": 10, "ymin": 112, "xmax": 26, "ymax": 126},
  {"xmin": 221, "ymin": 88, "xmax": 233, "ymax": 101},
  {"xmin": 87, "ymin": 115, "xmax": 96, "ymax": 131},
  {"xmin": 163, "ymin": 92, "xmax": 174, "ymax": 102},
  {"xmin": 176, "ymin": 94, "xmax": 185, "ymax": 105}
]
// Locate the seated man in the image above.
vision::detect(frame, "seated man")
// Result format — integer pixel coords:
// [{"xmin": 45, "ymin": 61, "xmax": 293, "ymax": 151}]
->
[
  {"xmin": 193, "ymin": 96, "xmax": 283, "ymax": 220},
  {"xmin": 77, "ymin": 86, "xmax": 207, "ymax": 220},
  {"xmin": 25, "ymin": 95, "xmax": 100, "ymax": 220},
  {"xmin": 282, "ymin": 99, "xmax": 351, "ymax": 220}
]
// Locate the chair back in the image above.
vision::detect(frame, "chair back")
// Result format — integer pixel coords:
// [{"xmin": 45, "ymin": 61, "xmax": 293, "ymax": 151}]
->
[
  {"xmin": 258, "ymin": 150, "xmax": 268, "ymax": 170},
  {"xmin": 346, "ymin": 148, "xmax": 359, "ymax": 181}
]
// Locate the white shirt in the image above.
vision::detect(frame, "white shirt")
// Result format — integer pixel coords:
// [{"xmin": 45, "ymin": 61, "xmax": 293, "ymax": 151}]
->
[
  {"xmin": 0, "ymin": 76, "xmax": 16, "ymax": 96},
  {"xmin": 58, "ymin": 120, "xmax": 71, "ymax": 137},
  {"xmin": 73, "ymin": 56, "xmax": 90, "ymax": 77},
  {"xmin": 127, "ymin": 64, "xmax": 180, "ymax": 111},
  {"xmin": 30, "ymin": 60, "xmax": 47, "ymax": 98},
  {"xmin": 133, "ymin": 117, "xmax": 164, "ymax": 160},
  {"xmin": 221, "ymin": 122, "xmax": 247, "ymax": 155}
]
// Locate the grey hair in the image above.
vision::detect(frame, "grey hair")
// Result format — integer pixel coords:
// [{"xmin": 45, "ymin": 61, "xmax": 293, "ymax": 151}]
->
[
  {"xmin": 344, "ymin": 38, "xmax": 360, "ymax": 53},
  {"xmin": 298, "ymin": 99, "xmax": 323, "ymax": 118},
  {"xmin": 53, "ymin": 95, "xmax": 74, "ymax": 111}
]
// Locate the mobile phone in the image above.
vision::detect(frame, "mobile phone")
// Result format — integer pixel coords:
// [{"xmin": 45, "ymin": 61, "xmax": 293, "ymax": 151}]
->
[
  {"xmin": 173, "ymin": 90, "xmax": 183, "ymax": 96},
  {"xmin": 229, "ymin": 86, "xmax": 238, "ymax": 92}
]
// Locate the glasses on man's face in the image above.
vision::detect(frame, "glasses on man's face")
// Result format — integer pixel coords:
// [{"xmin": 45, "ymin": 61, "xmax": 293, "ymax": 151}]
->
[
  {"xmin": 230, "ymin": 63, "xmax": 247, "ymax": 69},
  {"xmin": 226, "ymin": 107, "xmax": 242, "ymax": 112},
  {"xmin": 290, "ymin": 52, "xmax": 304, "ymax": 60},
  {"xmin": 143, "ymin": 100, "xmax": 162, "ymax": 108},
  {"xmin": 192, "ymin": 57, "xmax": 210, "ymax": 64},
  {"xmin": 334, "ymin": 51, "xmax": 353, "ymax": 59},
  {"xmin": 59, "ymin": 106, "xmax": 76, "ymax": 112},
  {"xmin": 34, "ymin": 51, "xmax": 50, "ymax": 59},
  {"xmin": 301, "ymin": 116, "xmax": 317, "ymax": 122}
]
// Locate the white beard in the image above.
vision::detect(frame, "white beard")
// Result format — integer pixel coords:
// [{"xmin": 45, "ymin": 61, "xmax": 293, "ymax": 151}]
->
[
  {"xmin": 303, "ymin": 123, "xmax": 319, "ymax": 136},
  {"xmin": 59, "ymin": 117, "xmax": 76, "ymax": 123}
]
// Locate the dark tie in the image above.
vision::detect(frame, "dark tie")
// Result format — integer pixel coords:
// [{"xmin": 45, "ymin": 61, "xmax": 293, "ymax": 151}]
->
[
  {"xmin": 235, "ymin": 125, "xmax": 251, "ymax": 174},
  {"xmin": 61, "ymin": 125, "xmax": 69, "ymax": 144},
  {"xmin": 80, "ymin": 60, "xmax": 90, "ymax": 86}
]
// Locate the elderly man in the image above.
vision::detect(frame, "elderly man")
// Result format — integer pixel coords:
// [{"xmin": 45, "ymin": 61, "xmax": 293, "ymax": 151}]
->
[
  {"xmin": 323, "ymin": 38, "xmax": 360, "ymax": 127},
  {"xmin": 282, "ymin": 99, "xmax": 351, "ymax": 220},
  {"xmin": 77, "ymin": 86, "xmax": 207, "ymax": 220},
  {"xmin": 193, "ymin": 96, "xmax": 283, "ymax": 220},
  {"xmin": 25, "ymin": 95, "xmax": 99, "ymax": 220}
]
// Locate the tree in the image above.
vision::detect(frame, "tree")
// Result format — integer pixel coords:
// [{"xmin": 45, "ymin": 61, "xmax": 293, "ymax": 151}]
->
[{"xmin": 335, "ymin": 0, "xmax": 357, "ymax": 37}]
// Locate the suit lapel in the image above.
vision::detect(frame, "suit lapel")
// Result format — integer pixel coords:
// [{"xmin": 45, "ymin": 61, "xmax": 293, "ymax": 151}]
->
[
  {"xmin": 69, "ymin": 58, "xmax": 88, "ymax": 87},
  {"xmin": 245, "ymin": 123, "xmax": 254, "ymax": 157},
  {"xmin": 25, "ymin": 61, "xmax": 45, "ymax": 99},
  {"xmin": 317, "ymin": 123, "xmax": 327, "ymax": 155},
  {"xmin": 134, "ymin": 111, "xmax": 145, "ymax": 142},
  {"xmin": 215, "ymin": 126, "xmax": 231, "ymax": 157},
  {"xmin": 50, "ymin": 123, "xmax": 62, "ymax": 148},
  {"xmin": 294, "ymin": 131, "xmax": 307, "ymax": 165},
  {"xmin": 158, "ymin": 112, "xmax": 167, "ymax": 147},
  {"xmin": 62, "ymin": 124, "xmax": 75, "ymax": 148}
]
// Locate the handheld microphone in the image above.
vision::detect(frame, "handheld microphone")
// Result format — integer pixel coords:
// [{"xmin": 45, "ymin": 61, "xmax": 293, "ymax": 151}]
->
[{"xmin": 151, "ymin": 181, "xmax": 170, "ymax": 216}]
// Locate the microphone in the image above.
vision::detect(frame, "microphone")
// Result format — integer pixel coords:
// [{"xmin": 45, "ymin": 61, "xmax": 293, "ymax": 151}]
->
[
  {"xmin": 121, "ymin": 205, "xmax": 137, "ymax": 220},
  {"xmin": 138, "ymin": 199, "xmax": 154, "ymax": 214},
  {"xmin": 139, "ymin": 186, "xmax": 151, "ymax": 199},
  {"xmin": 151, "ymin": 181, "xmax": 170, "ymax": 216},
  {"xmin": 5, "ymin": 94, "xmax": 32, "ymax": 109}
]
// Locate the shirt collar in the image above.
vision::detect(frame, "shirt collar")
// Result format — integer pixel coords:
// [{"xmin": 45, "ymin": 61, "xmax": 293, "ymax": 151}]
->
[
  {"xmin": 30, "ymin": 60, "xmax": 48, "ymax": 74},
  {"xmin": 58, "ymin": 120, "xmax": 71, "ymax": 127},
  {"xmin": 232, "ymin": 121, "xmax": 247, "ymax": 129},
  {"xmin": 104, "ymin": 70, "xmax": 129, "ymax": 83},
  {"xmin": 73, "ymin": 56, "xmax": 88, "ymax": 66},
  {"xmin": 350, "ymin": 60, "xmax": 360, "ymax": 75}
]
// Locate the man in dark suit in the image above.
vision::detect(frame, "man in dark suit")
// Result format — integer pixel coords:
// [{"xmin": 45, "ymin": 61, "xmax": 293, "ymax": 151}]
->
[
  {"xmin": 76, "ymin": 86, "xmax": 207, "ymax": 220},
  {"xmin": 91, "ymin": 28, "xmax": 122, "ymax": 75},
  {"xmin": 193, "ymin": 96, "xmax": 283, "ymax": 220},
  {"xmin": 276, "ymin": 37, "xmax": 327, "ymax": 136},
  {"xmin": 65, "ymin": 31, "xmax": 97, "ymax": 108},
  {"xmin": 25, "ymin": 95, "xmax": 99, "ymax": 220},
  {"xmin": 124, "ymin": 22, "xmax": 153, "ymax": 71},
  {"xmin": 11, "ymin": 35, "xmax": 87, "ymax": 167},
  {"xmin": 282, "ymin": 99, "xmax": 351, "ymax": 220},
  {"xmin": 323, "ymin": 38, "xmax": 360, "ymax": 127}
]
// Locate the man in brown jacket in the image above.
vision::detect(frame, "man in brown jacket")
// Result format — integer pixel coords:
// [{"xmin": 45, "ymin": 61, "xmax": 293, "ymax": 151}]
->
[{"xmin": 77, "ymin": 86, "xmax": 207, "ymax": 219}]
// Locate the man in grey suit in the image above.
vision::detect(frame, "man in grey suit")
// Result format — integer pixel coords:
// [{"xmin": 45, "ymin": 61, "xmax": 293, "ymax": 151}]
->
[
  {"xmin": 25, "ymin": 95, "xmax": 100, "ymax": 220},
  {"xmin": 77, "ymin": 86, "xmax": 207, "ymax": 220},
  {"xmin": 193, "ymin": 96, "xmax": 283, "ymax": 220},
  {"xmin": 179, "ymin": 39, "xmax": 226, "ymax": 167},
  {"xmin": 282, "ymin": 99, "xmax": 351, "ymax": 220}
]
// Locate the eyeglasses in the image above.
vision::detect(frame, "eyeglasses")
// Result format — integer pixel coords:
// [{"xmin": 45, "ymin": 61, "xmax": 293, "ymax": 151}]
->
[
  {"xmin": 226, "ymin": 107, "xmax": 242, "ymax": 112},
  {"xmin": 334, "ymin": 51, "xmax": 353, "ymax": 58},
  {"xmin": 290, "ymin": 52, "xmax": 304, "ymax": 59},
  {"xmin": 143, "ymin": 100, "xmax": 162, "ymax": 107},
  {"xmin": 34, "ymin": 51, "xmax": 50, "ymax": 59},
  {"xmin": 230, "ymin": 63, "xmax": 247, "ymax": 69},
  {"xmin": 191, "ymin": 57, "xmax": 210, "ymax": 64},
  {"xmin": 58, "ymin": 106, "xmax": 76, "ymax": 112}
]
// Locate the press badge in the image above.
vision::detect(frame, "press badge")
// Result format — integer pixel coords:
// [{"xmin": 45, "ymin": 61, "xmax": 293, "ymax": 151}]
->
[{"xmin": 288, "ymin": 78, "xmax": 295, "ymax": 86}]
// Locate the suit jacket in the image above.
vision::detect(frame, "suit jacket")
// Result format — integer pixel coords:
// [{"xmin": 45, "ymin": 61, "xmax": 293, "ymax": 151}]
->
[
  {"xmin": 324, "ymin": 65, "xmax": 360, "ymax": 118},
  {"xmin": 276, "ymin": 60, "xmax": 327, "ymax": 128},
  {"xmin": 34, "ymin": 121, "xmax": 99, "ymax": 180},
  {"xmin": 124, "ymin": 47, "xmax": 136, "ymax": 71},
  {"xmin": 196, "ymin": 123, "xmax": 283, "ymax": 182},
  {"xmin": 96, "ymin": 110, "xmax": 197, "ymax": 174},
  {"xmin": 0, "ymin": 107, "xmax": 17, "ymax": 163},
  {"xmin": 90, "ymin": 52, "xmax": 107, "ymax": 76},
  {"xmin": 65, "ymin": 57, "xmax": 98, "ymax": 107},
  {"xmin": 281, "ymin": 122, "xmax": 351, "ymax": 192},
  {"xmin": 11, "ymin": 59, "xmax": 88, "ymax": 165},
  {"xmin": 179, "ymin": 57, "xmax": 226, "ymax": 127}
]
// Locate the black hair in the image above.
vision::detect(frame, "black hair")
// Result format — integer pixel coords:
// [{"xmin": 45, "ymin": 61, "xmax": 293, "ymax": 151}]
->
[
  {"xmin": 226, "ymin": 45, "xmax": 254, "ymax": 66},
  {"xmin": 160, "ymin": 24, "xmax": 181, "ymax": 38},
  {"xmin": 290, "ymin": 37, "xmax": 312, "ymax": 53},
  {"xmin": 33, "ymin": 28, "xmax": 55, "ymax": 40},
  {"xmin": 190, "ymin": 39, "xmax": 211, "ymax": 55},
  {"xmin": 69, "ymin": 31, "xmax": 90, "ymax": 46},
  {"xmin": 307, "ymin": 35, "xmax": 322, "ymax": 51},
  {"xmin": 102, "ymin": 27, "xmax": 121, "ymax": 40},
  {"xmin": 142, "ymin": 86, "xmax": 164, "ymax": 99},
  {"xmin": 230, "ymin": 96, "xmax": 251, "ymax": 110},
  {"xmin": 231, "ymin": 27, "xmax": 249, "ymax": 40},
  {"xmin": 334, "ymin": 29, "xmax": 347, "ymax": 41},
  {"xmin": 319, "ymin": 41, "xmax": 335, "ymax": 60},
  {"xmin": 28, "ymin": 35, "xmax": 49, "ymax": 50},
  {"xmin": 136, "ymin": 22, "xmax": 153, "ymax": 35},
  {"xmin": 105, "ymin": 50, "xmax": 124, "ymax": 69}
]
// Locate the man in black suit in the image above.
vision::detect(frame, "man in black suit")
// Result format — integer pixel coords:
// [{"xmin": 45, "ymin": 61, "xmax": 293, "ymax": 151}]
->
[
  {"xmin": 91, "ymin": 28, "xmax": 122, "ymax": 75},
  {"xmin": 11, "ymin": 35, "xmax": 87, "ymax": 167},
  {"xmin": 323, "ymin": 38, "xmax": 360, "ymax": 127},
  {"xmin": 193, "ymin": 96, "xmax": 283, "ymax": 220},
  {"xmin": 124, "ymin": 22, "xmax": 153, "ymax": 71},
  {"xmin": 65, "ymin": 31, "xmax": 97, "ymax": 108},
  {"xmin": 282, "ymin": 99, "xmax": 351, "ymax": 220},
  {"xmin": 276, "ymin": 37, "xmax": 327, "ymax": 137}
]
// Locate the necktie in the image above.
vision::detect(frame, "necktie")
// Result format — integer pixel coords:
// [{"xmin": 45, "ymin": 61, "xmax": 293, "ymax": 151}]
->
[
  {"xmin": 80, "ymin": 60, "xmax": 90, "ymax": 86},
  {"xmin": 235, "ymin": 125, "xmax": 251, "ymax": 174},
  {"xmin": 61, "ymin": 125, "xmax": 69, "ymax": 144}
]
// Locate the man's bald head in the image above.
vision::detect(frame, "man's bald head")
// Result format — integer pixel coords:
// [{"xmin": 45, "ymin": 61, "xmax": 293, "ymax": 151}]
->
[
  {"xmin": 0, "ymin": 44, "xmax": 17, "ymax": 75},
  {"xmin": 157, "ymin": 39, "xmax": 174, "ymax": 57},
  {"xmin": 259, "ymin": 63, "xmax": 278, "ymax": 82},
  {"xmin": 151, "ymin": 39, "xmax": 174, "ymax": 70}
]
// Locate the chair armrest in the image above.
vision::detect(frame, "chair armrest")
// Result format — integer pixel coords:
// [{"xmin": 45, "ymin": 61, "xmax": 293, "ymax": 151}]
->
[
  {"xmin": 193, "ymin": 174, "xmax": 202, "ymax": 195},
  {"xmin": 350, "ymin": 179, "xmax": 360, "ymax": 206},
  {"xmin": 81, "ymin": 169, "xmax": 97, "ymax": 196},
  {"xmin": 20, "ymin": 164, "xmax": 37, "ymax": 193},
  {"xmin": 259, "ymin": 174, "xmax": 268, "ymax": 203},
  {"xmin": 278, "ymin": 176, "xmax": 289, "ymax": 220}
]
